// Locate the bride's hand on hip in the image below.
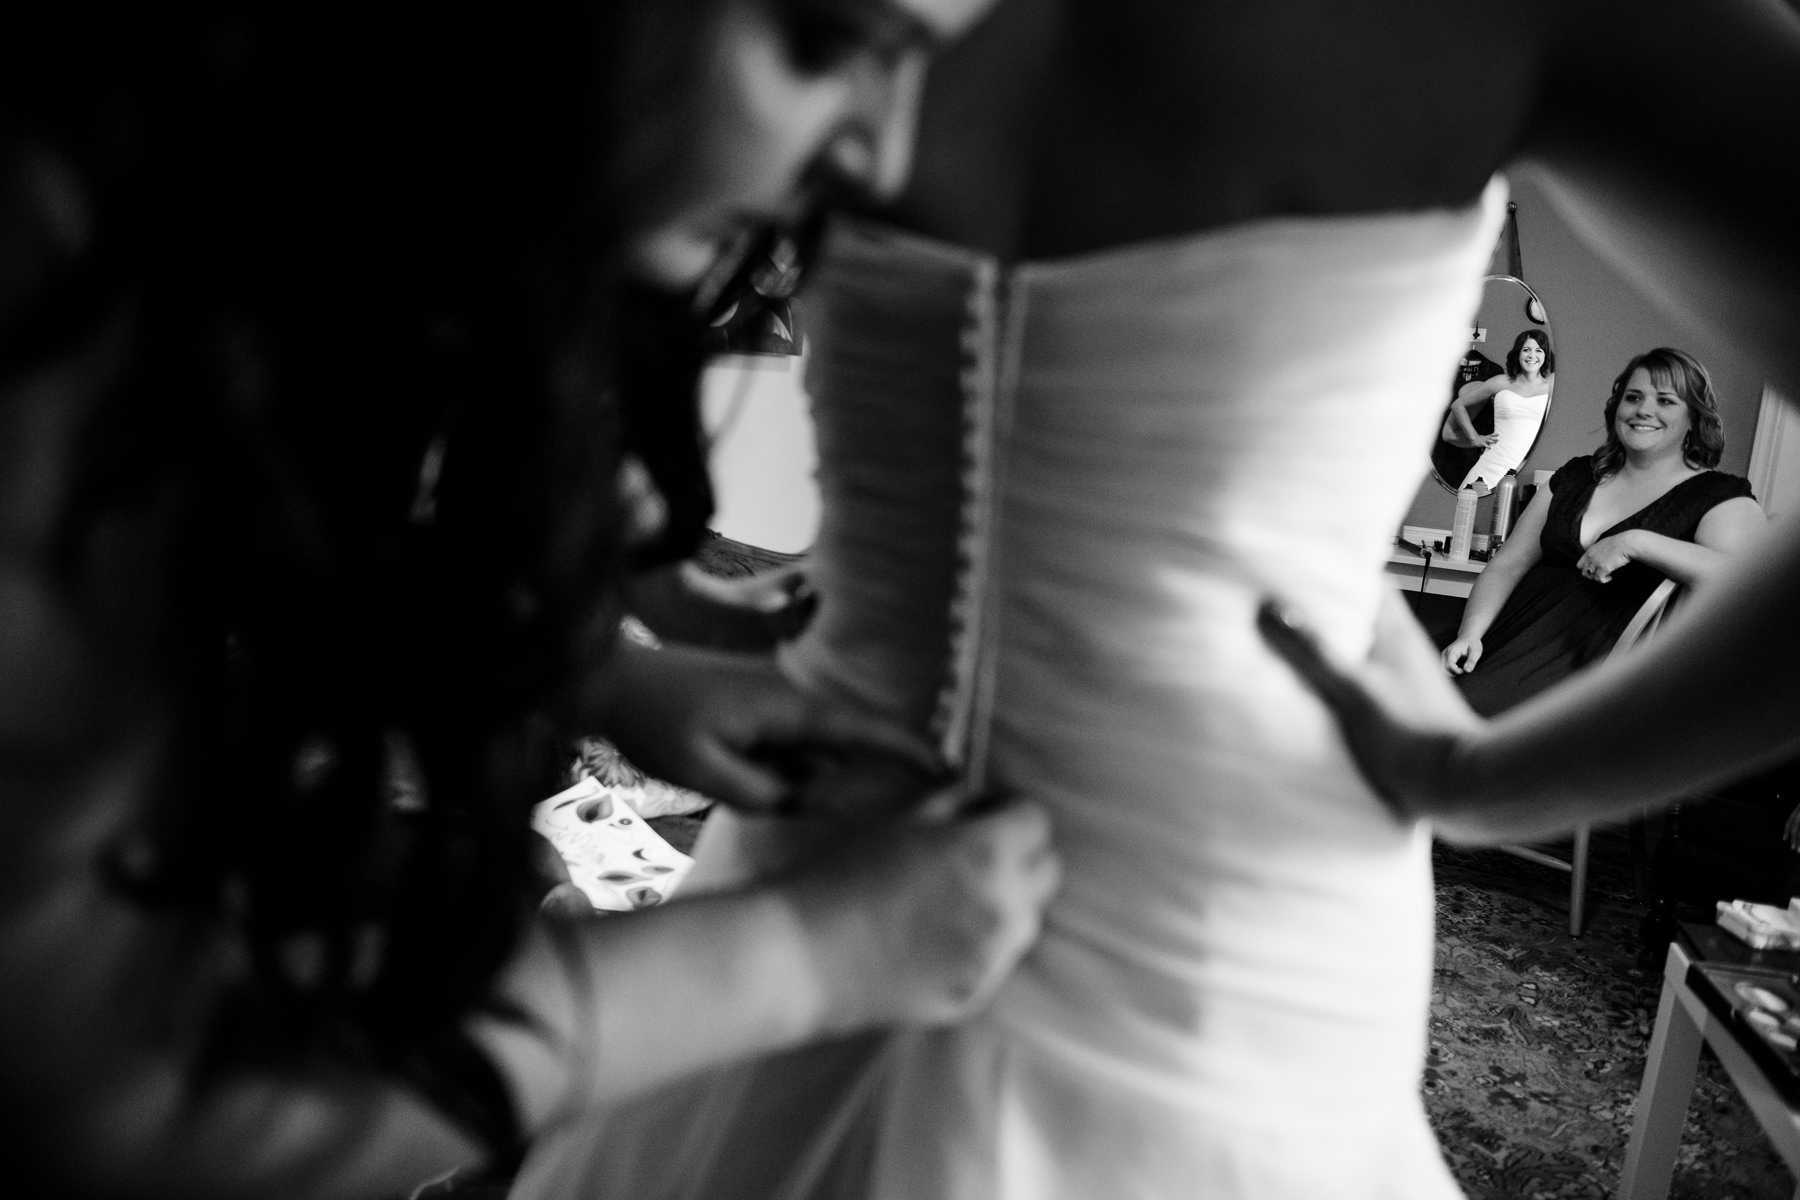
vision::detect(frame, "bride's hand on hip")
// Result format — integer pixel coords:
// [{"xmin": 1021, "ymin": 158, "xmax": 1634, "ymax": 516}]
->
[
  {"xmin": 1258, "ymin": 589, "xmax": 1487, "ymax": 824},
  {"xmin": 784, "ymin": 797, "xmax": 1062, "ymax": 1031}
]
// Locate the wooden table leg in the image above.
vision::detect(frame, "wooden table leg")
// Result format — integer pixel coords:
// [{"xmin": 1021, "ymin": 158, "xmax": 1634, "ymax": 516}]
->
[{"xmin": 1618, "ymin": 947, "xmax": 1704, "ymax": 1200}]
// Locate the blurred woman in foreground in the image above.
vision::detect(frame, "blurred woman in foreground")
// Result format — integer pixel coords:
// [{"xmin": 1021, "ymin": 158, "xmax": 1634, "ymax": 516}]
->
[{"xmin": 0, "ymin": 2, "xmax": 1052, "ymax": 1196}]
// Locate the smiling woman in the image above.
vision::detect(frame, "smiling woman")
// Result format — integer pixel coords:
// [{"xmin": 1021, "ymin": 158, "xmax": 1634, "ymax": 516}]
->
[{"xmin": 1442, "ymin": 348, "xmax": 1764, "ymax": 715}]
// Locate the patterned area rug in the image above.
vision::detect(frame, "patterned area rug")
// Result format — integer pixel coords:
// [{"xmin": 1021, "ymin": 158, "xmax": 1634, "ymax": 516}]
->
[{"xmin": 1428, "ymin": 835, "xmax": 1790, "ymax": 1199}]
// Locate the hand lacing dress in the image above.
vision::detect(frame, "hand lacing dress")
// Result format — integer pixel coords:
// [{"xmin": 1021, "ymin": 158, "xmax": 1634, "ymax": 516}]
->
[{"xmin": 510, "ymin": 180, "xmax": 1508, "ymax": 1200}]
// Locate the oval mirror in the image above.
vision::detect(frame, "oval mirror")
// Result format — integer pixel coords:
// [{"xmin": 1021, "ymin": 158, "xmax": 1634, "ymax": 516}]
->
[{"xmin": 1430, "ymin": 275, "xmax": 1555, "ymax": 493}]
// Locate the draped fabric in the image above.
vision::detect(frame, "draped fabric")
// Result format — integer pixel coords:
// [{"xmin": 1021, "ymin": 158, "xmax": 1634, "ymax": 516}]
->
[{"xmin": 512, "ymin": 181, "xmax": 1508, "ymax": 1200}]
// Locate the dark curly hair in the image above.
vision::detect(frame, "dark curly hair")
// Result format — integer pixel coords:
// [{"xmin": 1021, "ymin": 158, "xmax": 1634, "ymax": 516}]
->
[
  {"xmin": 1504, "ymin": 328, "xmax": 1554, "ymax": 381},
  {"xmin": 1592, "ymin": 347, "xmax": 1726, "ymax": 480},
  {"xmin": 3, "ymin": 0, "xmax": 721, "ymax": 1160}
]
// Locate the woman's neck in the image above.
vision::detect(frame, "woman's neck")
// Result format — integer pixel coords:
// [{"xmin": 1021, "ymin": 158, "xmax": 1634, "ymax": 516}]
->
[{"xmin": 1615, "ymin": 449, "xmax": 1700, "ymax": 486}]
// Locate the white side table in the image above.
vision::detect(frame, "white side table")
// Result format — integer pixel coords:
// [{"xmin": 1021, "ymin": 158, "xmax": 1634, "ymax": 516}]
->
[{"xmin": 1619, "ymin": 930, "xmax": 1800, "ymax": 1199}]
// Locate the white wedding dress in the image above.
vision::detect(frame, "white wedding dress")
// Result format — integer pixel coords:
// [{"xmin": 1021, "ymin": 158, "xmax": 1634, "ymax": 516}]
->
[
  {"xmin": 1460, "ymin": 385, "xmax": 1549, "ymax": 490},
  {"xmin": 511, "ymin": 180, "xmax": 1507, "ymax": 1200}
]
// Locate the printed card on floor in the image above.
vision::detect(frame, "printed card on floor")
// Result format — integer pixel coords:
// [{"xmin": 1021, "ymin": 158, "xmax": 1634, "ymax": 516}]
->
[{"xmin": 532, "ymin": 775, "xmax": 695, "ymax": 912}]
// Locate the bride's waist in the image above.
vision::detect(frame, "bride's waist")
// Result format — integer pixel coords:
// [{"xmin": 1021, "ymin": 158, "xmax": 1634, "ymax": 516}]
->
[
  {"xmin": 978, "ymin": 843, "xmax": 1436, "ymax": 1106},
  {"xmin": 797, "ymin": 544, "xmax": 1385, "ymax": 666}
]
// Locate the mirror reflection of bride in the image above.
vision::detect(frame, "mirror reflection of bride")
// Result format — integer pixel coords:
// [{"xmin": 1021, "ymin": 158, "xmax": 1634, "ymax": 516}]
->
[{"xmin": 1442, "ymin": 328, "xmax": 1554, "ymax": 491}]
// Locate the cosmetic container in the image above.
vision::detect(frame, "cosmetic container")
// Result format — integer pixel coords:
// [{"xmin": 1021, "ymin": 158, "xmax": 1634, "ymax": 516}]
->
[{"xmin": 1448, "ymin": 483, "xmax": 1485, "ymax": 562}]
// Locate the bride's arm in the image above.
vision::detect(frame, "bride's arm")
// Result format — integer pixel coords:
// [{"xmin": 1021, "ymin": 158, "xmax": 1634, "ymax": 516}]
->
[
  {"xmin": 1442, "ymin": 379, "xmax": 1499, "ymax": 448},
  {"xmin": 1255, "ymin": 0, "xmax": 1800, "ymax": 842},
  {"xmin": 1260, "ymin": 511, "xmax": 1800, "ymax": 844}
]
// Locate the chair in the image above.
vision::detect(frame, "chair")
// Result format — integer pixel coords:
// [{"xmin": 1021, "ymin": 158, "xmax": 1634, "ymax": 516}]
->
[{"xmin": 1497, "ymin": 578, "xmax": 1678, "ymax": 936}]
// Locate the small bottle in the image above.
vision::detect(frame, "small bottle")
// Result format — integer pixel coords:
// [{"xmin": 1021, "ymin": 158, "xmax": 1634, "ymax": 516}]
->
[
  {"xmin": 1449, "ymin": 483, "xmax": 1485, "ymax": 562},
  {"xmin": 1491, "ymin": 473, "xmax": 1518, "ymax": 545}
]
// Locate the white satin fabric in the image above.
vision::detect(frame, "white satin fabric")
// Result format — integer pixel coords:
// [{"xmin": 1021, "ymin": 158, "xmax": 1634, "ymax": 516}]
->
[
  {"xmin": 512, "ymin": 180, "xmax": 1507, "ymax": 1200},
  {"xmin": 1461, "ymin": 385, "xmax": 1549, "ymax": 490}
]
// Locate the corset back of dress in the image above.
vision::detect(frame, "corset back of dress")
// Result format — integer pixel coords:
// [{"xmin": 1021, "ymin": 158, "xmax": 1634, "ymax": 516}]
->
[
  {"xmin": 514, "ymin": 187, "xmax": 1510, "ymax": 1200},
  {"xmin": 785, "ymin": 184, "xmax": 1506, "ymax": 1134},
  {"xmin": 516, "ymin": 186, "xmax": 1512, "ymax": 1200}
]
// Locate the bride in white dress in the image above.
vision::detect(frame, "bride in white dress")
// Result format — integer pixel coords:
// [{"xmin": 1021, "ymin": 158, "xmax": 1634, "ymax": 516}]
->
[
  {"xmin": 513, "ymin": 0, "xmax": 1800, "ymax": 1196},
  {"xmin": 1447, "ymin": 330, "xmax": 1555, "ymax": 491}
]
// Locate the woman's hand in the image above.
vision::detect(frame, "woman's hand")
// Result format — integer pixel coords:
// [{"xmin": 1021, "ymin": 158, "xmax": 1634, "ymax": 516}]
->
[
  {"xmin": 496, "ymin": 795, "xmax": 1058, "ymax": 1116},
  {"xmin": 783, "ymin": 796, "xmax": 1062, "ymax": 1030},
  {"xmin": 1441, "ymin": 636, "xmax": 1484, "ymax": 675},
  {"xmin": 680, "ymin": 562, "xmax": 815, "ymax": 630},
  {"xmin": 1576, "ymin": 530, "xmax": 1639, "ymax": 584},
  {"xmin": 627, "ymin": 561, "xmax": 816, "ymax": 651},
  {"xmin": 588, "ymin": 641, "xmax": 944, "ymax": 817},
  {"xmin": 1258, "ymin": 590, "xmax": 1486, "ymax": 823}
]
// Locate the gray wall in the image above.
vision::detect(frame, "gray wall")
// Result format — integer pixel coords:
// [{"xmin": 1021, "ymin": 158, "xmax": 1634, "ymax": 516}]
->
[{"xmin": 1404, "ymin": 170, "xmax": 1764, "ymax": 531}]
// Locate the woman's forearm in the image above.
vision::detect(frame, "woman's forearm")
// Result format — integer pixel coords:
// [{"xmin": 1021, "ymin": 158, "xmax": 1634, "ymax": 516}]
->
[
  {"xmin": 62, "ymin": 886, "xmax": 850, "ymax": 1198},
  {"xmin": 483, "ymin": 800, "xmax": 1057, "ymax": 1133},
  {"xmin": 1453, "ymin": 551, "xmax": 1530, "ymax": 643},
  {"xmin": 38, "ymin": 893, "xmax": 828, "ymax": 1200},
  {"xmin": 480, "ymin": 888, "xmax": 833, "ymax": 1126},
  {"xmin": 1453, "ymin": 577, "xmax": 1508, "ymax": 644},
  {"xmin": 1444, "ymin": 402, "xmax": 1481, "ymax": 445},
  {"xmin": 31, "ymin": 795, "xmax": 1053, "ymax": 1199},
  {"xmin": 1617, "ymin": 529, "xmax": 1728, "ymax": 587}
]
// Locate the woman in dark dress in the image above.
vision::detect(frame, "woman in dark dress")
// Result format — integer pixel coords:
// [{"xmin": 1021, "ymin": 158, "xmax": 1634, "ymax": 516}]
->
[{"xmin": 1444, "ymin": 348, "xmax": 1765, "ymax": 716}]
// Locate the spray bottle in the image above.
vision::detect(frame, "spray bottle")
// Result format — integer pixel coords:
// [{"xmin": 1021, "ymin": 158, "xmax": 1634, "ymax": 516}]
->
[
  {"xmin": 1491, "ymin": 472, "xmax": 1518, "ymax": 549},
  {"xmin": 1449, "ymin": 482, "xmax": 1486, "ymax": 562}
]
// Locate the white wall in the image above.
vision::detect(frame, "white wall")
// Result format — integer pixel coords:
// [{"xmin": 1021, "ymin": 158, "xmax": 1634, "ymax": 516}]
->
[{"xmin": 700, "ymin": 354, "xmax": 820, "ymax": 554}]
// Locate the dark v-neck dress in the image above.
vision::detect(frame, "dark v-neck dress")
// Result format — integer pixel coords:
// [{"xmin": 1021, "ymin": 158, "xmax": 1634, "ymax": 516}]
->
[{"xmin": 1457, "ymin": 454, "xmax": 1754, "ymax": 716}]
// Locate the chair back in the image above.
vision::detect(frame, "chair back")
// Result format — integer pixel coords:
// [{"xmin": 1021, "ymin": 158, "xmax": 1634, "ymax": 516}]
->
[{"xmin": 1607, "ymin": 577, "xmax": 1680, "ymax": 663}]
